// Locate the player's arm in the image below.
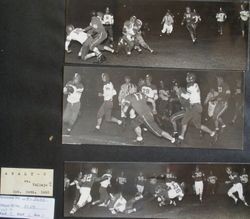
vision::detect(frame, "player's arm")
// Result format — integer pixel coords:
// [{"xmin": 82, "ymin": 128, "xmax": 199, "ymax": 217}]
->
[
  {"xmin": 65, "ymin": 35, "xmax": 72, "ymax": 53},
  {"xmin": 181, "ymin": 14, "xmax": 186, "ymax": 25}
]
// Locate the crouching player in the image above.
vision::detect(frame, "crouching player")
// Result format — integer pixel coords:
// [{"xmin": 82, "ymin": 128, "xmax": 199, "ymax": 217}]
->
[{"xmin": 121, "ymin": 91, "xmax": 176, "ymax": 144}]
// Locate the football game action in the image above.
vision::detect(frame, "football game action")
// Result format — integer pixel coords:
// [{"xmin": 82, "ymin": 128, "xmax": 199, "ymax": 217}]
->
[
  {"xmin": 65, "ymin": 0, "xmax": 249, "ymax": 70},
  {"xmin": 64, "ymin": 162, "xmax": 250, "ymax": 218},
  {"xmin": 62, "ymin": 66, "xmax": 244, "ymax": 149}
]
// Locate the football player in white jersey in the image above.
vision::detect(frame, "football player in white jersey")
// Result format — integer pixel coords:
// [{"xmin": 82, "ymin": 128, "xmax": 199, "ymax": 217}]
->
[
  {"xmin": 216, "ymin": 7, "xmax": 227, "ymax": 35},
  {"xmin": 95, "ymin": 73, "xmax": 122, "ymax": 130},
  {"xmin": 103, "ymin": 7, "xmax": 114, "ymax": 45},
  {"xmin": 160, "ymin": 10, "xmax": 174, "ymax": 36},
  {"xmin": 177, "ymin": 73, "xmax": 216, "ymax": 143},
  {"xmin": 225, "ymin": 167, "xmax": 248, "ymax": 206},
  {"xmin": 63, "ymin": 73, "xmax": 84, "ymax": 135},
  {"xmin": 239, "ymin": 4, "xmax": 250, "ymax": 37}
]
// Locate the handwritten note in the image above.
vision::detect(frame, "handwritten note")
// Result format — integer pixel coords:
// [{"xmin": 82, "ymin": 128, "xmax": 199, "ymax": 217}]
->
[
  {"xmin": 0, "ymin": 168, "xmax": 53, "ymax": 197},
  {"xmin": 0, "ymin": 195, "xmax": 54, "ymax": 219}
]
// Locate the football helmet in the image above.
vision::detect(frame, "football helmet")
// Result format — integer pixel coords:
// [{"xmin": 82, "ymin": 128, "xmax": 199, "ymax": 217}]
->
[
  {"xmin": 66, "ymin": 24, "xmax": 74, "ymax": 35},
  {"xmin": 73, "ymin": 73, "xmax": 81, "ymax": 82},
  {"xmin": 101, "ymin": 73, "xmax": 110, "ymax": 82},
  {"xmin": 186, "ymin": 72, "xmax": 196, "ymax": 83},
  {"xmin": 91, "ymin": 167, "xmax": 98, "ymax": 174},
  {"xmin": 226, "ymin": 167, "xmax": 232, "ymax": 174}
]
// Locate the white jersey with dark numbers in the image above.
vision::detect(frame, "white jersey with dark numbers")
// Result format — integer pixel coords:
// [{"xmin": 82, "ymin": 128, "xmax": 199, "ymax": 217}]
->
[
  {"xmin": 66, "ymin": 28, "xmax": 88, "ymax": 47},
  {"xmin": 100, "ymin": 173, "xmax": 112, "ymax": 188},
  {"xmin": 65, "ymin": 81, "xmax": 84, "ymax": 104},
  {"xmin": 240, "ymin": 10, "xmax": 250, "ymax": 21},
  {"xmin": 103, "ymin": 82, "xmax": 117, "ymax": 101},
  {"xmin": 216, "ymin": 12, "xmax": 227, "ymax": 22},
  {"xmin": 162, "ymin": 15, "xmax": 174, "ymax": 25},
  {"xmin": 103, "ymin": 14, "xmax": 114, "ymax": 25},
  {"xmin": 141, "ymin": 84, "xmax": 158, "ymax": 100},
  {"xmin": 181, "ymin": 83, "xmax": 201, "ymax": 105}
]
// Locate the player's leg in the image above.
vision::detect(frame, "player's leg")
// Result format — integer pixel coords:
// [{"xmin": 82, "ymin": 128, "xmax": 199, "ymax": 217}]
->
[
  {"xmin": 161, "ymin": 23, "xmax": 167, "ymax": 36},
  {"xmin": 170, "ymin": 110, "xmax": 185, "ymax": 136},
  {"xmin": 167, "ymin": 25, "xmax": 173, "ymax": 35},
  {"xmin": 90, "ymin": 32, "xmax": 108, "ymax": 63},
  {"xmin": 70, "ymin": 187, "xmax": 89, "ymax": 214},
  {"xmin": 199, "ymin": 182, "xmax": 204, "ymax": 202},
  {"xmin": 63, "ymin": 102, "xmax": 71, "ymax": 126},
  {"xmin": 241, "ymin": 20, "xmax": 245, "ymax": 37},
  {"xmin": 236, "ymin": 183, "xmax": 248, "ymax": 206},
  {"xmin": 104, "ymin": 101, "xmax": 122, "ymax": 125},
  {"xmin": 97, "ymin": 44, "xmax": 114, "ymax": 53},
  {"xmin": 137, "ymin": 34, "xmax": 154, "ymax": 53},
  {"xmin": 231, "ymin": 102, "xmax": 243, "ymax": 124},
  {"xmin": 178, "ymin": 108, "xmax": 192, "ymax": 141},
  {"xmin": 68, "ymin": 102, "xmax": 81, "ymax": 133},
  {"xmin": 187, "ymin": 24, "xmax": 196, "ymax": 42},
  {"xmin": 227, "ymin": 185, "xmax": 238, "ymax": 204},
  {"xmin": 96, "ymin": 102, "xmax": 105, "ymax": 130}
]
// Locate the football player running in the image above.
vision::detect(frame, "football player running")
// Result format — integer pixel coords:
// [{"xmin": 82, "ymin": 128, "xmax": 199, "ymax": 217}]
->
[
  {"xmin": 239, "ymin": 4, "xmax": 250, "ymax": 37},
  {"xmin": 225, "ymin": 167, "xmax": 249, "ymax": 206},
  {"xmin": 177, "ymin": 73, "xmax": 216, "ymax": 144},
  {"xmin": 216, "ymin": 7, "xmax": 227, "ymax": 35},
  {"xmin": 160, "ymin": 10, "xmax": 174, "ymax": 36},
  {"xmin": 192, "ymin": 165, "xmax": 205, "ymax": 203}
]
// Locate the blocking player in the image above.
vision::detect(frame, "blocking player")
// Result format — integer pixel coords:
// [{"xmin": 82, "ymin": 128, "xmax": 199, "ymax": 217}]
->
[
  {"xmin": 160, "ymin": 10, "xmax": 174, "ymax": 36},
  {"xmin": 121, "ymin": 92, "xmax": 176, "ymax": 144},
  {"xmin": 170, "ymin": 82, "xmax": 190, "ymax": 137},
  {"xmin": 206, "ymin": 170, "xmax": 218, "ymax": 195},
  {"xmin": 213, "ymin": 76, "xmax": 231, "ymax": 132},
  {"xmin": 103, "ymin": 7, "xmax": 114, "ymax": 45},
  {"xmin": 181, "ymin": 7, "xmax": 197, "ymax": 43},
  {"xmin": 192, "ymin": 165, "xmax": 205, "ymax": 203},
  {"xmin": 239, "ymin": 4, "xmax": 250, "ymax": 37},
  {"xmin": 134, "ymin": 19, "xmax": 154, "ymax": 54},
  {"xmin": 140, "ymin": 74, "xmax": 158, "ymax": 115},
  {"xmin": 135, "ymin": 172, "xmax": 146, "ymax": 196},
  {"xmin": 92, "ymin": 169, "xmax": 113, "ymax": 207},
  {"xmin": 95, "ymin": 73, "xmax": 122, "ymax": 131},
  {"xmin": 225, "ymin": 167, "xmax": 248, "ymax": 206},
  {"xmin": 177, "ymin": 73, "xmax": 216, "ymax": 143},
  {"xmin": 70, "ymin": 167, "xmax": 107, "ymax": 214},
  {"xmin": 231, "ymin": 79, "xmax": 243, "ymax": 125},
  {"xmin": 63, "ymin": 73, "xmax": 84, "ymax": 135},
  {"xmin": 216, "ymin": 7, "xmax": 227, "ymax": 35},
  {"xmin": 118, "ymin": 75, "xmax": 137, "ymax": 125}
]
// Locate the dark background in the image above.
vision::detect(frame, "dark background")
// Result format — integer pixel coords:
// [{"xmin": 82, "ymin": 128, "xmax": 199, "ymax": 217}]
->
[{"xmin": 0, "ymin": 0, "xmax": 250, "ymax": 219}]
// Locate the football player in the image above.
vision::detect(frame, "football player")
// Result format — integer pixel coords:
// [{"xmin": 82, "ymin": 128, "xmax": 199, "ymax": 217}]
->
[
  {"xmin": 225, "ymin": 167, "xmax": 248, "ymax": 206},
  {"xmin": 163, "ymin": 166, "xmax": 177, "ymax": 184},
  {"xmin": 213, "ymin": 76, "xmax": 231, "ymax": 132},
  {"xmin": 63, "ymin": 73, "xmax": 84, "ymax": 135},
  {"xmin": 192, "ymin": 9, "xmax": 201, "ymax": 33},
  {"xmin": 121, "ymin": 92, "xmax": 176, "ymax": 144},
  {"xmin": 95, "ymin": 73, "xmax": 122, "ymax": 130},
  {"xmin": 118, "ymin": 75, "xmax": 137, "ymax": 125},
  {"xmin": 70, "ymin": 167, "xmax": 106, "ymax": 214},
  {"xmin": 160, "ymin": 10, "xmax": 174, "ymax": 36},
  {"xmin": 181, "ymin": 7, "xmax": 197, "ymax": 43},
  {"xmin": 240, "ymin": 168, "xmax": 248, "ymax": 196},
  {"xmin": 239, "ymin": 4, "xmax": 250, "ymax": 37},
  {"xmin": 177, "ymin": 73, "xmax": 216, "ymax": 143},
  {"xmin": 134, "ymin": 19, "xmax": 154, "ymax": 53},
  {"xmin": 135, "ymin": 172, "xmax": 146, "ymax": 197},
  {"xmin": 103, "ymin": 7, "xmax": 114, "ymax": 45},
  {"xmin": 204, "ymin": 88, "xmax": 219, "ymax": 121},
  {"xmin": 206, "ymin": 170, "xmax": 218, "ymax": 195},
  {"xmin": 231, "ymin": 79, "xmax": 243, "ymax": 125},
  {"xmin": 69, "ymin": 171, "xmax": 83, "ymax": 206},
  {"xmin": 92, "ymin": 169, "xmax": 113, "ymax": 207},
  {"xmin": 192, "ymin": 165, "xmax": 205, "ymax": 203},
  {"xmin": 116, "ymin": 16, "xmax": 137, "ymax": 56},
  {"xmin": 116, "ymin": 171, "xmax": 127, "ymax": 194},
  {"xmin": 140, "ymin": 74, "xmax": 158, "ymax": 115},
  {"xmin": 216, "ymin": 7, "xmax": 227, "ymax": 35}
]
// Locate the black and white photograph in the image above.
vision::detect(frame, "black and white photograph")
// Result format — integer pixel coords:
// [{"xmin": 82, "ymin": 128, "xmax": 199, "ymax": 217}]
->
[
  {"xmin": 65, "ymin": 0, "xmax": 249, "ymax": 70},
  {"xmin": 62, "ymin": 65, "xmax": 244, "ymax": 149},
  {"xmin": 64, "ymin": 162, "xmax": 250, "ymax": 218}
]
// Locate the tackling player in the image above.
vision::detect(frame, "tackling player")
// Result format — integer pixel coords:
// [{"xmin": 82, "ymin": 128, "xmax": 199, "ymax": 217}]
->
[
  {"xmin": 239, "ymin": 4, "xmax": 250, "ymax": 37},
  {"xmin": 121, "ymin": 92, "xmax": 176, "ymax": 144},
  {"xmin": 225, "ymin": 167, "xmax": 248, "ymax": 206},
  {"xmin": 177, "ymin": 73, "xmax": 216, "ymax": 143},
  {"xmin": 192, "ymin": 165, "xmax": 205, "ymax": 203},
  {"xmin": 216, "ymin": 7, "xmax": 227, "ymax": 35},
  {"xmin": 95, "ymin": 73, "xmax": 122, "ymax": 131},
  {"xmin": 160, "ymin": 10, "xmax": 174, "ymax": 36},
  {"xmin": 63, "ymin": 73, "xmax": 84, "ymax": 135},
  {"xmin": 213, "ymin": 76, "xmax": 231, "ymax": 132},
  {"xmin": 181, "ymin": 7, "xmax": 197, "ymax": 43}
]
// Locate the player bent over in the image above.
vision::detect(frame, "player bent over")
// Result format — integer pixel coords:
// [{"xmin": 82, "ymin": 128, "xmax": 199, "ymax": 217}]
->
[
  {"xmin": 121, "ymin": 92, "xmax": 176, "ymax": 144},
  {"xmin": 181, "ymin": 7, "xmax": 197, "ymax": 43},
  {"xmin": 95, "ymin": 73, "xmax": 122, "ymax": 130},
  {"xmin": 192, "ymin": 165, "xmax": 205, "ymax": 203},
  {"xmin": 177, "ymin": 73, "xmax": 216, "ymax": 143},
  {"xmin": 225, "ymin": 167, "xmax": 249, "ymax": 206},
  {"xmin": 63, "ymin": 73, "xmax": 84, "ymax": 135},
  {"xmin": 213, "ymin": 76, "xmax": 230, "ymax": 132},
  {"xmin": 216, "ymin": 7, "xmax": 227, "ymax": 35},
  {"xmin": 160, "ymin": 10, "xmax": 174, "ymax": 36}
]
